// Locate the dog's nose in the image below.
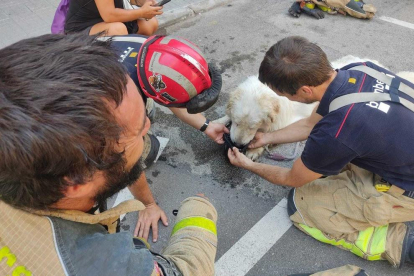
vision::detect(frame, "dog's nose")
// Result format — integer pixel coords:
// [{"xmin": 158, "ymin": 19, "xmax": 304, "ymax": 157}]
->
[
  {"xmin": 234, "ymin": 141, "xmax": 248, "ymax": 148},
  {"xmin": 232, "ymin": 140, "xmax": 243, "ymax": 147},
  {"xmin": 232, "ymin": 141, "xmax": 243, "ymax": 148}
]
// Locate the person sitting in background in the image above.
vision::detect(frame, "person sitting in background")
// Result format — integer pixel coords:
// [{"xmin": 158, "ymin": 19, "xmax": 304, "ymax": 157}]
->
[{"xmin": 65, "ymin": 0, "xmax": 162, "ymax": 36}]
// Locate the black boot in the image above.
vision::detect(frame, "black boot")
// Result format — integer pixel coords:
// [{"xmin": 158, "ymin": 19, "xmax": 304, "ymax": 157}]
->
[
  {"xmin": 287, "ymin": 188, "xmax": 297, "ymax": 217},
  {"xmin": 401, "ymin": 221, "xmax": 414, "ymax": 266}
]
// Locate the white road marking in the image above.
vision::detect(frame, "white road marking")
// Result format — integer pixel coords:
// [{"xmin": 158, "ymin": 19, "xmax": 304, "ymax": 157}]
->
[
  {"xmin": 379, "ymin": 16, "xmax": 414, "ymax": 30},
  {"xmin": 155, "ymin": 136, "xmax": 169, "ymax": 164},
  {"xmin": 215, "ymin": 198, "xmax": 292, "ymax": 276},
  {"xmin": 113, "ymin": 188, "xmax": 135, "ymax": 220}
]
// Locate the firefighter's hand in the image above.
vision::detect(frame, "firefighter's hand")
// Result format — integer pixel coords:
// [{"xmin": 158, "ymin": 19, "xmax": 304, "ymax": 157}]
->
[
  {"xmin": 289, "ymin": 2, "xmax": 302, "ymax": 17},
  {"xmin": 228, "ymin": 147, "xmax": 254, "ymax": 169},
  {"xmin": 205, "ymin": 122, "xmax": 230, "ymax": 144},
  {"xmin": 248, "ymin": 132, "xmax": 272, "ymax": 149},
  {"xmin": 135, "ymin": 203, "xmax": 168, "ymax": 242},
  {"xmin": 302, "ymin": 6, "xmax": 325, "ymax": 19}
]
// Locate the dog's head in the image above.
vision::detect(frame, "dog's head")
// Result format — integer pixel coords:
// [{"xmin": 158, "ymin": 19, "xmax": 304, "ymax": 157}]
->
[{"xmin": 226, "ymin": 76, "xmax": 280, "ymax": 146}]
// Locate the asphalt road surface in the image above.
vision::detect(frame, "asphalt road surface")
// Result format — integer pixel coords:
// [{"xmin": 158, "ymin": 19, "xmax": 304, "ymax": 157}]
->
[{"xmin": 115, "ymin": 0, "xmax": 414, "ymax": 275}]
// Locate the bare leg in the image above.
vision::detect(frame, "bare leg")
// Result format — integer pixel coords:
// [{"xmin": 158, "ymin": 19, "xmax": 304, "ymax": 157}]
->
[
  {"xmin": 136, "ymin": 17, "xmax": 158, "ymax": 36},
  {"xmin": 89, "ymin": 22, "xmax": 128, "ymax": 36}
]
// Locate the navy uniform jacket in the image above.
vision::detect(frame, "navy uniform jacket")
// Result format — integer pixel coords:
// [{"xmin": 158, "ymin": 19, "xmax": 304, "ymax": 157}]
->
[{"xmin": 302, "ymin": 62, "xmax": 414, "ymax": 191}]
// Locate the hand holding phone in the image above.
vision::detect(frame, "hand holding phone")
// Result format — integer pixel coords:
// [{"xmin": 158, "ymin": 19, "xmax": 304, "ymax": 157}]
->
[{"xmin": 154, "ymin": 0, "xmax": 171, "ymax": 6}]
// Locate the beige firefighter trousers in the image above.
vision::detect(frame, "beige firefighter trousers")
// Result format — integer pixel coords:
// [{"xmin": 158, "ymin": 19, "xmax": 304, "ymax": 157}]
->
[
  {"xmin": 290, "ymin": 164, "xmax": 414, "ymax": 266},
  {"xmin": 162, "ymin": 196, "xmax": 218, "ymax": 276}
]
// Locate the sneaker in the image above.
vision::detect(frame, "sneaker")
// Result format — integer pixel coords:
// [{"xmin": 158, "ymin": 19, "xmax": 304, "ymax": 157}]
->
[{"xmin": 141, "ymin": 133, "xmax": 160, "ymax": 169}]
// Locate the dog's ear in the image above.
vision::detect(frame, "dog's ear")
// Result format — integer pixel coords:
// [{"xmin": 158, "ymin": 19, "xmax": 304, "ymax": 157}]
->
[
  {"xmin": 267, "ymin": 98, "xmax": 280, "ymax": 124},
  {"xmin": 258, "ymin": 94, "xmax": 279, "ymax": 124},
  {"xmin": 226, "ymin": 87, "xmax": 241, "ymax": 116},
  {"xmin": 226, "ymin": 97, "xmax": 233, "ymax": 116}
]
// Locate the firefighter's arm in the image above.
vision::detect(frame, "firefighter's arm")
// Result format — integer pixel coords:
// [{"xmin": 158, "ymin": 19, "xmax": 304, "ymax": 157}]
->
[
  {"xmin": 228, "ymin": 148, "xmax": 322, "ymax": 187},
  {"xmin": 169, "ymin": 107, "xmax": 229, "ymax": 144},
  {"xmin": 249, "ymin": 104, "xmax": 321, "ymax": 149}
]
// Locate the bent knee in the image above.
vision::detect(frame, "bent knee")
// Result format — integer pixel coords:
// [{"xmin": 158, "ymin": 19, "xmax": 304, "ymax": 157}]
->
[
  {"xmin": 137, "ymin": 18, "xmax": 158, "ymax": 36},
  {"xmin": 90, "ymin": 22, "xmax": 128, "ymax": 36},
  {"xmin": 106, "ymin": 22, "xmax": 128, "ymax": 35}
]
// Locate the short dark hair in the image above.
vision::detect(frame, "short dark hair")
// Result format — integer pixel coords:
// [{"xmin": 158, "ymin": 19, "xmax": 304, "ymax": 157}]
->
[
  {"xmin": 259, "ymin": 36, "xmax": 332, "ymax": 95},
  {"xmin": 0, "ymin": 33, "xmax": 129, "ymax": 209}
]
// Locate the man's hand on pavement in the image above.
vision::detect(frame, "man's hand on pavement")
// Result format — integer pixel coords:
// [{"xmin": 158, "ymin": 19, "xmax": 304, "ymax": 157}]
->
[
  {"xmin": 228, "ymin": 147, "xmax": 254, "ymax": 169},
  {"xmin": 134, "ymin": 203, "xmax": 168, "ymax": 242},
  {"xmin": 205, "ymin": 122, "xmax": 229, "ymax": 144}
]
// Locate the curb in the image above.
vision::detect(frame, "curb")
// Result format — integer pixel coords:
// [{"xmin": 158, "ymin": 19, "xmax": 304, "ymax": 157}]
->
[{"xmin": 159, "ymin": 0, "xmax": 233, "ymax": 28}]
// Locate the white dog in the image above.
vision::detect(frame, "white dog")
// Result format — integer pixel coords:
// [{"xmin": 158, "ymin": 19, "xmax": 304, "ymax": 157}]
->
[
  {"xmin": 215, "ymin": 76, "xmax": 317, "ymax": 160},
  {"xmin": 216, "ymin": 55, "xmax": 414, "ymax": 161}
]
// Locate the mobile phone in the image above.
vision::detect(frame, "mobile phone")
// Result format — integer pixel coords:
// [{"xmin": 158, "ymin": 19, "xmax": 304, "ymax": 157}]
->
[{"xmin": 154, "ymin": 0, "xmax": 171, "ymax": 6}]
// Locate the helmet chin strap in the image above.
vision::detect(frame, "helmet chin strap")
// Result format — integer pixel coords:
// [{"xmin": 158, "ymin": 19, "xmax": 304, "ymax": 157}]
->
[
  {"xmin": 186, "ymin": 63, "xmax": 222, "ymax": 114},
  {"xmin": 137, "ymin": 35, "xmax": 162, "ymax": 98}
]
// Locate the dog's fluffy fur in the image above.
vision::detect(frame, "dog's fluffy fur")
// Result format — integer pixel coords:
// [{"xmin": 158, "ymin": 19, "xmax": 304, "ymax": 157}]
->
[
  {"xmin": 215, "ymin": 76, "xmax": 317, "ymax": 160},
  {"xmin": 216, "ymin": 55, "xmax": 414, "ymax": 161}
]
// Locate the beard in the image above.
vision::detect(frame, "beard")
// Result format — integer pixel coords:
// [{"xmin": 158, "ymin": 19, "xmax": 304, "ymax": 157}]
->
[{"xmin": 94, "ymin": 157, "xmax": 144, "ymax": 208}]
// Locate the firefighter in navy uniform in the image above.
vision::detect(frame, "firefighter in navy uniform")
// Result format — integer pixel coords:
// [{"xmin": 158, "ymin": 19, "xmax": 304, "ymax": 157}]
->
[
  {"xmin": 229, "ymin": 36, "xmax": 414, "ymax": 268},
  {"xmin": 104, "ymin": 34, "xmax": 228, "ymax": 242}
]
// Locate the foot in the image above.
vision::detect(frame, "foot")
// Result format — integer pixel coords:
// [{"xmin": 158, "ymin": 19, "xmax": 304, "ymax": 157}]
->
[{"xmin": 246, "ymin": 147, "xmax": 264, "ymax": 161}]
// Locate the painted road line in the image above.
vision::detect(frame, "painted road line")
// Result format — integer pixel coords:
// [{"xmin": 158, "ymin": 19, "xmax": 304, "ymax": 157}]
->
[
  {"xmin": 379, "ymin": 16, "xmax": 414, "ymax": 31},
  {"xmin": 112, "ymin": 188, "xmax": 134, "ymax": 220},
  {"xmin": 155, "ymin": 136, "xmax": 169, "ymax": 164},
  {"xmin": 215, "ymin": 198, "xmax": 292, "ymax": 276}
]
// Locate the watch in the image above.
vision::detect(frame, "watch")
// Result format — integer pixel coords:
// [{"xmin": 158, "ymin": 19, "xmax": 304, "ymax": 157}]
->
[{"xmin": 199, "ymin": 119, "xmax": 210, "ymax": 132}]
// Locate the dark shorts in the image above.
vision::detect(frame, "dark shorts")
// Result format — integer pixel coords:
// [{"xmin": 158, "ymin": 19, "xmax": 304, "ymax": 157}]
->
[
  {"xmin": 74, "ymin": 20, "xmax": 139, "ymax": 35},
  {"xmin": 124, "ymin": 20, "xmax": 139, "ymax": 34}
]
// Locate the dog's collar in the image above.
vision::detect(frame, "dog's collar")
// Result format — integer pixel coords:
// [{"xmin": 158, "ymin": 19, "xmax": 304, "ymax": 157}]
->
[{"xmin": 223, "ymin": 122, "xmax": 250, "ymax": 155}]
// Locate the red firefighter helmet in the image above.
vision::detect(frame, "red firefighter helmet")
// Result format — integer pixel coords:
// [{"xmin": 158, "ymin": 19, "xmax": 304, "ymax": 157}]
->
[{"xmin": 137, "ymin": 35, "xmax": 213, "ymax": 108}]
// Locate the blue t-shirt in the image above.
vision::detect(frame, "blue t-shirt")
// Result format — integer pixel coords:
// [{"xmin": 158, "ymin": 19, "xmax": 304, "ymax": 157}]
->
[{"xmin": 301, "ymin": 62, "xmax": 414, "ymax": 191}]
